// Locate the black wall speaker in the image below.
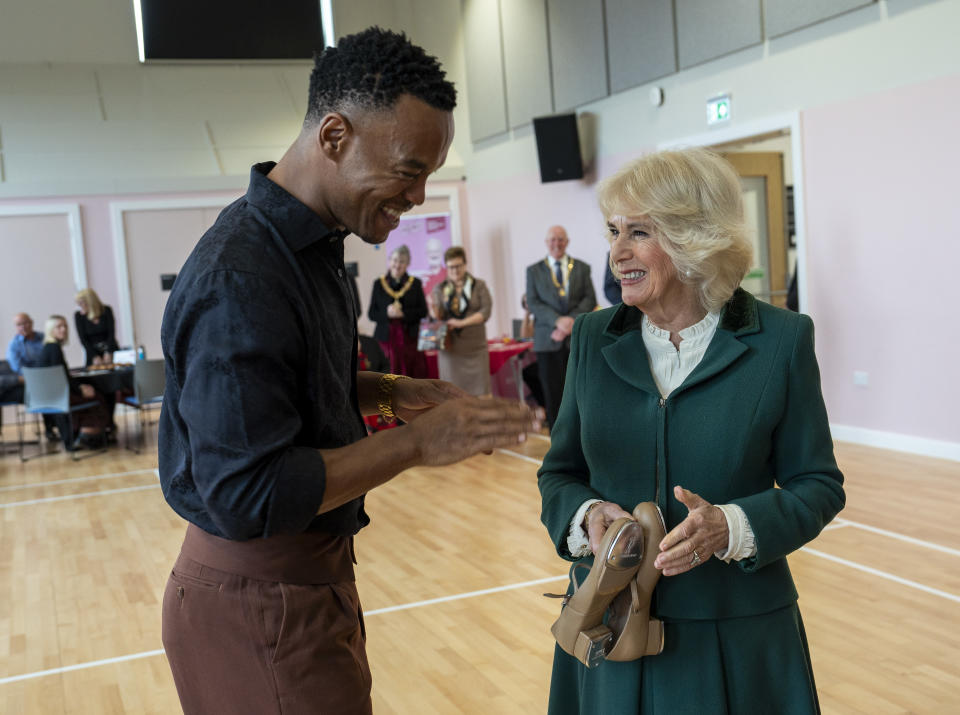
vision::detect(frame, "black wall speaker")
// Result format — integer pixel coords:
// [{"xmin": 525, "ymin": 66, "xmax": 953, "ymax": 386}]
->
[{"xmin": 533, "ymin": 113, "xmax": 583, "ymax": 183}]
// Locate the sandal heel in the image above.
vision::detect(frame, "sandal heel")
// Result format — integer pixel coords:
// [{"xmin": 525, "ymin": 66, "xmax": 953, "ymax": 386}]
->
[
  {"xmin": 646, "ymin": 619, "xmax": 664, "ymax": 655},
  {"xmin": 574, "ymin": 625, "xmax": 613, "ymax": 669}
]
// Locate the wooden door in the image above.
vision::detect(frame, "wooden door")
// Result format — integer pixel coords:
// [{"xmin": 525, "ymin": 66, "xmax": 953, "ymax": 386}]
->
[{"xmin": 721, "ymin": 152, "xmax": 788, "ymax": 308}]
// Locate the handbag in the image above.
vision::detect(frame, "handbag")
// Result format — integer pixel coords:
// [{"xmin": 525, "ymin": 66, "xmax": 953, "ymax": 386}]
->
[{"xmin": 417, "ymin": 319, "xmax": 450, "ymax": 351}]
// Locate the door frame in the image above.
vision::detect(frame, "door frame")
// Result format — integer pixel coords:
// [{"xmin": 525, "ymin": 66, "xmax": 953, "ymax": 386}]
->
[
  {"xmin": 110, "ymin": 196, "xmax": 236, "ymax": 347},
  {"xmin": 657, "ymin": 111, "xmax": 807, "ymax": 312},
  {"xmin": 0, "ymin": 203, "xmax": 88, "ymax": 291}
]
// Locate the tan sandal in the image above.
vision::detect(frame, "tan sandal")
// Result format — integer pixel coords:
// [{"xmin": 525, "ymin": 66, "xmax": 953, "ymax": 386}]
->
[
  {"xmin": 549, "ymin": 517, "xmax": 645, "ymax": 667},
  {"xmin": 604, "ymin": 502, "xmax": 667, "ymax": 661}
]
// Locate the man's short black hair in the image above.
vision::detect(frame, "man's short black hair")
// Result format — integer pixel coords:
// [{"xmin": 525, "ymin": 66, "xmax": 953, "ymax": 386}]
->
[{"xmin": 305, "ymin": 27, "xmax": 457, "ymax": 124}]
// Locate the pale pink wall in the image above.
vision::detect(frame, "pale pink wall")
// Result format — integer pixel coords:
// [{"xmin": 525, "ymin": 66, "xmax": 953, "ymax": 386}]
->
[
  {"xmin": 801, "ymin": 73, "xmax": 960, "ymax": 442},
  {"xmin": 464, "ymin": 152, "xmax": 646, "ymax": 339},
  {"xmin": 0, "ymin": 180, "xmax": 469, "ymax": 350},
  {"xmin": 0, "ymin": 189, "xmax": 246, "ymax": 347}
]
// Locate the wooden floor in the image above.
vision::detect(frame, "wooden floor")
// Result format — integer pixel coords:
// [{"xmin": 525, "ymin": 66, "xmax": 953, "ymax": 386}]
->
[{"xmin": 0, "ymin": 424, "xmax": 958, "ymax": 714}]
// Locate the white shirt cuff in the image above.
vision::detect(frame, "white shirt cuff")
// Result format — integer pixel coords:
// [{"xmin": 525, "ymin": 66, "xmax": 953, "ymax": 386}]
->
[
  {"xmin": 566, "ymin": 499, "xmax": 602, "ymax": 559},
  {"xmin": 715, "ymin": 503, "xmax": 757, "ymax": 562}
]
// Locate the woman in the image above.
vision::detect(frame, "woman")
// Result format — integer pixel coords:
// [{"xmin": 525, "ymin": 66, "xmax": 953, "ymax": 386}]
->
[
  {"xmin": 538, "ymin": 148, "xmax": 845, "ymax": 714},
  {"xmin": 368, "ymin": 244, "xmax": 429, "ymax": 377},
  {"xmin": 37, "ymin": 315, "xmax": 110, "ymax": 450},
  {"xmin": 429, "ymin": 246, "xmax": 493, "ymax": 396},
  {"xmin": 75, "ymin": 288, "xmax": 119, "ymax": 367}
]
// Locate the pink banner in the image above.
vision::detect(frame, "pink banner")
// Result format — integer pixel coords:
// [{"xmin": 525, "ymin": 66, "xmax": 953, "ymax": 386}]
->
[{"xmin": 382, "ymin": 213, "xmax": 451, "ymax": 297}]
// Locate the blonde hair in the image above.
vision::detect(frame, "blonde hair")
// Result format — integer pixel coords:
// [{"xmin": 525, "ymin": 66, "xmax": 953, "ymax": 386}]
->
[
  {"xmin": 75, "ymin": 288, "xmax": 104, "ymax": 322},
  {"xmin": 43, "ymin": 315, "xmax": 68, "ymax": 345},
  {"xmin": 597, "ymin": 147, "xmax": 753, "ymax": 313}
]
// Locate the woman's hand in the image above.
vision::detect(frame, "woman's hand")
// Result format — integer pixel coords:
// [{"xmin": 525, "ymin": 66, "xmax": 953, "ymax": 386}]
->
[
  {"xmin": 91, "ymin": 355, "xmax": 104, "ymax": 366},
  {"xmin": 386, "ymin": 303, "xmax": 403, "ymax": 319},
  {"xmin": 584, "ymin": 501, "xmax": 633, "ymax": 555},
  {"xmin": 79, "ymin": 384, "xmax": 96, "ymax": 399},
  {"xmin": 446, "ymin": 317, "xmax": 463, "ymax": 329},
  {"xmin": 655, "ymin": 485, "xmax": 729, "ymax": 576}
]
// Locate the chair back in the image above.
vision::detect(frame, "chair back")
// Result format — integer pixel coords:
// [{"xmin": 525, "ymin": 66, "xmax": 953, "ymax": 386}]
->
[
  {"xmin": 133, "ymin": 359, "xmax": 165, "ymax": 404},
  {"xmin": 22, "ymin": 366, "xmax": 70, "ymax": 413}
]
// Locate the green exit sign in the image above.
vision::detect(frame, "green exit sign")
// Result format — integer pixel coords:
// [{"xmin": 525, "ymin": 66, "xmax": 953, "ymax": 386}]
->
[{"xmin": 707, "ymin": 93, "xmax": 731, "ymax": 125}]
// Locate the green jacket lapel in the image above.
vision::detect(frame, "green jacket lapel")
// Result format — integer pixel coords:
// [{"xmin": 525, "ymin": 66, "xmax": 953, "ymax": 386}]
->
[{"xmin": 598, "ymin": 288, "xmax": 760, "ymax": 397}]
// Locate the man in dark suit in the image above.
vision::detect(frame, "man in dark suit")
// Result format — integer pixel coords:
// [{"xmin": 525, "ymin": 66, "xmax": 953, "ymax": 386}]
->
[{"xmin": 525, "ymin": 225, "xmax": 597, "ymax": 429}]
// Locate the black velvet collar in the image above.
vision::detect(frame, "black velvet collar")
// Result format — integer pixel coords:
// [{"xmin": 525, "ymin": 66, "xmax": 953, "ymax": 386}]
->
[{"xmin": 604, "ymin": 288, "xmax": 759, "ymax": 337}]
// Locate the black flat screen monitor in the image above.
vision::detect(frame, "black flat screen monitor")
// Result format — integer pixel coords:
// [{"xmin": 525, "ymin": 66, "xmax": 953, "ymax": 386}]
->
[{"xmin": 137, "ymin": 0, "xmax": 323, "ymax": 61}]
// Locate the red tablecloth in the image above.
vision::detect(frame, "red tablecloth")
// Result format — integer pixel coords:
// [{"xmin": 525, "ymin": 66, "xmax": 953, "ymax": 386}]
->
[{"xmin": 423, "ymin": 340, "xmax": 532, "ymax": 379}]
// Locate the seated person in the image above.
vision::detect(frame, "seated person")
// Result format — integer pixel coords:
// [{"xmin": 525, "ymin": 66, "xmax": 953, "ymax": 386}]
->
[
  {"xmin": 36, "ymin": 315, "xmax": 111, "ymax": 451},
  {"xmin": 7, "ymin": 312, "xmax": 58, "ymax": 440},
  {"xmin": 7, "ymin": 312, "xmax": 45, "ymax": 373}
]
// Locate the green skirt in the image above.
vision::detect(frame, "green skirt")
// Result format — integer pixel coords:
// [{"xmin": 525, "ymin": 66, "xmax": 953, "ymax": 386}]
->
[{"xmin": 547, "ymin": 603, "xmax": 819, "ymax": 715}]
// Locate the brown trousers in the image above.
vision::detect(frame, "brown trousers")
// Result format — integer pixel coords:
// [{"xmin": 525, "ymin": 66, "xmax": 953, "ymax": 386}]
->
[{"xmin": 162, "ymin": 525, "xmax": 372, "ymax": 715}]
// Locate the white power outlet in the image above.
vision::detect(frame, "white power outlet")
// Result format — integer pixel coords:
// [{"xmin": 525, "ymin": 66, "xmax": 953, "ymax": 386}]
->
[{"xmin": 853, "ymin": 370, "xmax": 869, "ymax": 387}]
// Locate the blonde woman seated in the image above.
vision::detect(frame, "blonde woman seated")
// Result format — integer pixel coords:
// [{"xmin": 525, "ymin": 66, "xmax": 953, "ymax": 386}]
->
[
  {"xmin": 36, "ymin": 315, "xmax": 111, "ymax": 450},
  {"xmin": 429, "ymin": 246, "xmax": 493, "ymax": 396},
  {"xmin": 538, "ymin": 148, "xmax": 844, "ymax": 714}
]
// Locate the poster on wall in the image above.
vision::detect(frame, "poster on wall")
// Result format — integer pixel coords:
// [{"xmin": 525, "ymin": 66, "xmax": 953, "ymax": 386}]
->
[{"xmin": 381, "ymin": 213, "xmax": 452, "ymax": 297}]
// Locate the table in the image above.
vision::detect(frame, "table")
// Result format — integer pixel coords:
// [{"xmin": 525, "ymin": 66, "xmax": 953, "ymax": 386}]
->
[
  {"xmin": 424, "ymin": 340, "xmax": 533, "ymax": 400},
  {"xmin": 70, "ymin": 365, "xmax": 135, "ymax": 395}
]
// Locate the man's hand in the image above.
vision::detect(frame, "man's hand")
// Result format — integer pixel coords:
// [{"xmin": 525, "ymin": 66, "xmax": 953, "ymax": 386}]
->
[
  {"xmin": 392, "ymin": 378, "xmax": 468, "ymax": 423},
  {"xmin": 405, "ymin": 396, "xmax": 543, "ymax": 467},
  {"xmin": 386, "ymin": 303, "xmax": 404, "ymax": 319},
  {"xmin": 554, "ymin": 315, "xmax": 574, "ymax": 334},
  {"xmin": 79, "ymin": 384, "xmax": 96, "ymax": 399},
  {"xmin": 91, "ymin": 355, "xmax": 104, "ymax": 367},
  {"xmin": 551, "ymin": 315, "xmax": 574, "ymax": 343}
]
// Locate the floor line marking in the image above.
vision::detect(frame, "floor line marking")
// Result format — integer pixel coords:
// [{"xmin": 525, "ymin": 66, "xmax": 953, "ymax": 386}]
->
[
  {"xmin": 800, "ymin": 547, "xmax": 960, "ymax": 603},
  {"xmin": 495, "ymin": 448, "xmax": 544, "ymax": 466},
  {"xmin": 835, "ymin": 518, "xmax": 960, "ymax": 557},
  {"xmin": 0, "ymin": 575, "xmax": 570, "ymax": 685},
  {"xmin": 821, "ymin": 522, "xmax": 850, "ymax": 532},
  {"xmin": 0, "ymin": 468, "xmax": 158, "ymax": 493},
  {"xmin": 364, "ymin": 574, "xmax": 569, "ymax": 616},
  {"xmin": 0, "ymin": 649, "xmax": 166, "ymax": 685},
  {"xmin": 0, "ymin": 484, "xmax": 160, "ymax": 509}
]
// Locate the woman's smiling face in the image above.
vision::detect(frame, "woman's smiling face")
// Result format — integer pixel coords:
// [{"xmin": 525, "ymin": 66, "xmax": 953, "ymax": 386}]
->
[{"xmin": 606, "ymin": 214, "xmax": 683, "ymax": 312}]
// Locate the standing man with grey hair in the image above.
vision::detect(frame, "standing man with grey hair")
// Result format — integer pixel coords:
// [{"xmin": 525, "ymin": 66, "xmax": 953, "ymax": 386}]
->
[
  {"xmin": 526, "ymin": 225, "xmax": 597, "ymax": 429},
  {"xmin": 159, "ymin": 27, "xmax": 540, "ymax": 715}
]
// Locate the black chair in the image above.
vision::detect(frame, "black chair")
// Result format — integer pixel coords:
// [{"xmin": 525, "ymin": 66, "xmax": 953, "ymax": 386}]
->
[
  {"xmin": 19, "ymin": 366, "xmax": 104, "ymax": 461},
  {"xmin": 123, "ymin": 359, "xmax": 165, "ymax": 453}
]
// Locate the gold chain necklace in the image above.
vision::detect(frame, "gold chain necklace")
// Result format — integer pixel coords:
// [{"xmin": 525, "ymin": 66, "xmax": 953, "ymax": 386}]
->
[
  {"xmin": 380, "ymin": 274, "xmax": 415, "ymax": 310},
  {"xmin": 545, "ymin": 257, "xmax": 574, "ymax": 297}
]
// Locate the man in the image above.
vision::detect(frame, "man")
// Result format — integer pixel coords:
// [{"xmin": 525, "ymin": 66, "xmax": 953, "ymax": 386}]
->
[
  {"xmin": 6, "ymin": 313, "xmax": 45, "ymax": 374},
  {"xmin": 525, "ymin": 225, "xmax": 597, "ymax": 429},
  {"xmin": 6, "ymin": 312, "xmax": 57, "ymax": 440},
  {"xmin": 158, "ymin": 28, "xmax": 539, "ymax": 715}
]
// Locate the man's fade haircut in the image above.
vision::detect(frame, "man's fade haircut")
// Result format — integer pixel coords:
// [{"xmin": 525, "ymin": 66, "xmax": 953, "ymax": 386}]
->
[{"xmin": 305, "ymin": 27, "xmax": 457, "ymax": 124}]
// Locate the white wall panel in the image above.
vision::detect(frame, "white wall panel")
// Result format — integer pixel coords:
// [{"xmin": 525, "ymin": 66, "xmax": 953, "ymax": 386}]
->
[
  {"xmin": 605, "ymin": 0, "xmax": 676, "ymax": 93},
  {"xmin": 462, "ymin": 0, "xmax": 508, "ymax": 141},
  {"xmin": 765, "ymin": 0, "xmax": 876, "ymax": 38},
  {"xmin": 547, "ymin": 0, "xmax": 608, "ymax": 112},
  {"xmin": 676, "ymin": 0, "xmax": 762, "ymax": 69},
  {"xmin": 501, "ymin": 0, "xmax": 553, "ymax": 128}
]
